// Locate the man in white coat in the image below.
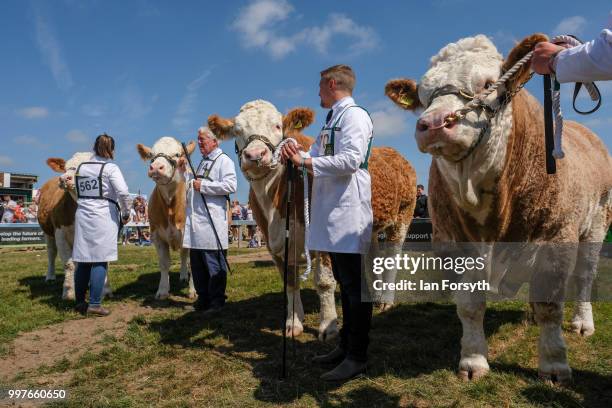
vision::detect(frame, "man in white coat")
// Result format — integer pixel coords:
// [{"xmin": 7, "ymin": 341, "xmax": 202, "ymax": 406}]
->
[
  {"xmin": 183, "ymin": 126, "xmax": 237, "ymax": 314},
  {"xmin": 531, "ymin": 12, "xmax": 612, "ymax": 81},
  {"xmin": 282, "ymin": 64, "xmax": 374, "ymax": 381}
]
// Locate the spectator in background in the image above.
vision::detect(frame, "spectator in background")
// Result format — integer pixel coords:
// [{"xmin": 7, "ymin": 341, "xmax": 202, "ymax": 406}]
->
[
  {"xmin": 1, "ymin": 195, "xmax": 17, "ymax": 223},
  {"xmin": 231, "ymin": 200, "xmax": 241, "ymax": 242},
  {"xmin": 133, "ymin": 196, "xmax": 148, "ymax": 246},
  {"xmin": 13, "ymin": 199, "xmax": 26, "ymax": 223},
  {"xmin": 245, "ymin": 202, "xmax": 255, "ymax": 241},
  {"xmin": 414, "ymin": 184, "xmax": 429, "ymax": 218},
  {"xmin": 25, "ymin": 203, "xmax": 38, "ymax": 223}
]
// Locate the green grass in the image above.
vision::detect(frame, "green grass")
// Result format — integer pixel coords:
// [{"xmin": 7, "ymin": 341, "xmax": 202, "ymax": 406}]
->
[{"xmin": 0, "ymin": 246, "xmax": 611, "ymax": 407}]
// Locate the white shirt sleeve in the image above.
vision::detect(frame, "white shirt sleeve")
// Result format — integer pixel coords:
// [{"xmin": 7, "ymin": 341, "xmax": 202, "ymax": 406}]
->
[
  {"xmin": 107, "ymin": 164, "xmax": 131, "ymax": 218},
  {"xmin": 311, "ymin": 108, "xmax": 372, "ymax": 178},
  {"xmin": 556, "ymin": 28, "xmax": 612, "ymax": 83},
  {"xmin": 199, "ymin": 156, "xmax": 238, "ymax": 196}
]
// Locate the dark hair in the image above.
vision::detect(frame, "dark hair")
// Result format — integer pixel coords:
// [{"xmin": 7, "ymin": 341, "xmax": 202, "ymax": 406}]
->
[
  {"xmin": 417, "ymin": 184, "xmax": 425, "ymax": 190},
  {"xmin": 94, "ymin": 133, "xmax": 115, "ymax": 159}
]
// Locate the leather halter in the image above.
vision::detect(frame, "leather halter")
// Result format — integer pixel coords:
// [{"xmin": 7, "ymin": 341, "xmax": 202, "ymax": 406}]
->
[
  {"xmin": 235, "ymin": 134, "xmax": 279, "ymax": 182},
  {"xmin": 425, "ymin": 84, "xmax": 507, "ymax": 162},
  {"xmin": 150, "ymin": 152, "xmax": 181, "ymax": 185}
]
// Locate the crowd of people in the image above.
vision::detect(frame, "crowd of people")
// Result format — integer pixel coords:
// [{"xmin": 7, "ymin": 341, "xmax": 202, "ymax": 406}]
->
[
  {"xmin": 0, "ymin": 195, "xmax": 38, "ymax": 224},
  {"xmin": 120, "ymin": 195, "xmax": 151, "ymax": 246},
  {"xmin": 229, "ymin": 199, "xmax": 263, "ymax": 247}
]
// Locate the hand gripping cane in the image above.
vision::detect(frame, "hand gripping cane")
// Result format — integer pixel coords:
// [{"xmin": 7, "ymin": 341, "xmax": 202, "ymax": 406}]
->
[{"xmin": 181, "ymin": 143, "xmax": 232, "ymax": 275}]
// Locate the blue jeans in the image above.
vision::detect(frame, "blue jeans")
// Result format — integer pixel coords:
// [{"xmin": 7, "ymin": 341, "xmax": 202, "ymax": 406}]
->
[
  {"xmin": 74, "ymin": 262, "xmax": 108, "ymax": 307},
  {"xmin": 190, "ymin": 249, "xmax": 228, "ymax": 308}
]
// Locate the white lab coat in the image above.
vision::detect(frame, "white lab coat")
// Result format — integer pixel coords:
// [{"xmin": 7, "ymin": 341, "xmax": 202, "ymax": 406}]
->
[
  {"xmin": 73, "ymin": 155, "xmax": 131, "ymax": 262},
  {"xmin": 308, "ymin": 96, "xmax": 374, "ymax": 254},
  {"xmin": 183, "ymin": 148, "xmax": 237, "ymax": 250},
  {"xmin": 556, "ymin": 13, "xmax": 612, "ymax": 83}
]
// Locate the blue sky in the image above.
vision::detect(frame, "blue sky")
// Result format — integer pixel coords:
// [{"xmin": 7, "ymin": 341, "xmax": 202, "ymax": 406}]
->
[{"xmin": 2, "ymin": 0, "xmax": 611, "ymax": 202}]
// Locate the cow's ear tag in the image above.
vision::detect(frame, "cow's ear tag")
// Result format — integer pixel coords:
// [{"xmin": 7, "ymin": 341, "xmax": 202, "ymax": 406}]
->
[
  {"xmin": 399, "ymin": 94, "xmax": 413, "ymax": 107},
  {"xmin": 294, "ymin": 120, "xmax": 303, "ymax": 129}
]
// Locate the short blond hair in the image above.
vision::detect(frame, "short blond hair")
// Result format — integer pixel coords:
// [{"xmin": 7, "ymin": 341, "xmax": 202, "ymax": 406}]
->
[{"xmin": 320, "ymin": 64, "xmax": 355, "ymax": 93}]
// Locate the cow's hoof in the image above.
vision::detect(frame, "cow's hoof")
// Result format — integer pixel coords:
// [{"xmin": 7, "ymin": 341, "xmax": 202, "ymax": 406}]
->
[
  {"xmin": 570, "ymin": 319, "xmax": 595, "ymax": 337},
  {"xmin": 62, "ymin": 289, "xmax": 75, "ymax": 301},
  {"xmin": 318, "ymin": 319, "xmax": 339, "ymax": 342},
  {"xmin": 538, "ymin": 364, "xmax": 572, "ymax": 385},
  {"xmin": 458, "ymin": 356, "xmax": 489, "ymax": 381},
  {"xmin": 103, "ymin": 290, "xmax": 114, "ymax": 299},
  {"xmin": 45, "ymin": 276, "xmax": 56, "ymax": 282},
  {"xmin": 379, "ymin": 302, "xmax": 394, "ymax": 312},
  {"xmin": 155, "ymin": 292, "xmax": 170, "ymax": 300},
  {"xmin": 285, "ymin": 321, "xmax": 304, "ymax": 337},
  {"xmin": 179, "ymin": 274, "xmax": 189, "ymax": 283}
]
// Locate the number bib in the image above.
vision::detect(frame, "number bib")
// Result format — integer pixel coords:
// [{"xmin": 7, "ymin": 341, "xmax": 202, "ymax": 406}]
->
[{"xmin": 75, "ymin": 162, "xmax": 106, "ymax": 199}]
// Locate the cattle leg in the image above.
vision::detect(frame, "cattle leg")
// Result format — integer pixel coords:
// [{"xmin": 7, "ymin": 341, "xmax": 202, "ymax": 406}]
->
[
  {"xmin": 55, "ymin": 228, "xmax": 75, "ymax": 300},
  {"xmin": 45, "ymin": 234, "xmax": 57, "ymax": 281},
  {"xmin": 155, "ymin": 240, "xmax": 171, "ymax": 300},
  {"xmin": 456, "ymin": 296, "xmax": 489, "ymax": 381},
  {"xmin": 532, "ymin": 302, "xmax": 571, "ymax": 383},
  {"xmin": 181, "ymin": 248, "xmax": 196, "ymax": 299},
  {"xmin": 380, "ymin": 222, "xmax": 410, "ymax": 311},
  {"xmin": 315, "ymin": 253, "xmax": 338, "ymax": 341},
  {"xmin": 102, "ymin": 273, "xmax": 113, "ymax": 299},
  {"xmin": 569, "ymin": 242, "xmax": 600, "ymax": 336},
  {"xmin": 285, "ymin": 265, "xmax": 304, "ymax": 337}
]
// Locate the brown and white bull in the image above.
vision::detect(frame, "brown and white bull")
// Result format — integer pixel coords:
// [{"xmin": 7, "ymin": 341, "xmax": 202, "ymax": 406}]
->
[
  {"xmin": 385, "ymin": 34, "xmax": 612, "ymax": 382},
  {"xmin": 42, "ymin": 152, "xmax": 113, "ymax": 299},
  {"xmin": 209, "ymin": 100, "xmax": 416, "ymax": 340},
  {"xmin": 137, "ymin": 137, "xmax": 196, "ymax": 299}
]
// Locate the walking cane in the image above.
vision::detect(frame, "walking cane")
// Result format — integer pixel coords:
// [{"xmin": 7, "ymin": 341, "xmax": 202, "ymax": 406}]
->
[
  {"xmin": 542, "ymin": 74, "xmax": 557, "ymax": 175},
  {"xmin": 281, "ymin": 161, "xmax": 294, "ymax": 379},
  {"xmin": 181, "ymin": 143, "xmax": 232, "ymax": 274}
]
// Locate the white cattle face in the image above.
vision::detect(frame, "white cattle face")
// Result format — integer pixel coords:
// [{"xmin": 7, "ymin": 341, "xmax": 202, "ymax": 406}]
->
[
  {"xmin": 47, "ymin": 152, "xmax": 94, "ymax": 200},
  {"xmin": 208, "ymin": 100, "xmax": 283, "ymax": 180},
  {"xmin": 386, "ymin": 34, "xmax": 546, "ymax": 162},
  {"xmin": 137, "ymin": 137, "xmax": 196, "ymax": 185}
]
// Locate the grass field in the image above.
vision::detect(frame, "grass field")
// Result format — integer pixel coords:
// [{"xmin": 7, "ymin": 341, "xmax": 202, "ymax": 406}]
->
[{"xmin": 0, "ymin": 246, "xmax": 611, "ymax": 407}]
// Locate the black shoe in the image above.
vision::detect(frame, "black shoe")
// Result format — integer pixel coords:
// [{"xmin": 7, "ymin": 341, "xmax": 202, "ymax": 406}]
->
[
  {"xmin": 320, "ymin": 358, "xmax": 367, "ymax": 381},
  {"xmin": 312, "ymin": 346, "xmax": 346, "ymax": 365},
  {"xmin": 184, "ymin": 300, "xmax": 210, "ymax": 312},
  {"xmin": 201, "ymin": 305, "xmax": 223, "ymax": 317},
  {"xmin": 75, "ymin": 302, "xmax": 88, "ymax": 315}
]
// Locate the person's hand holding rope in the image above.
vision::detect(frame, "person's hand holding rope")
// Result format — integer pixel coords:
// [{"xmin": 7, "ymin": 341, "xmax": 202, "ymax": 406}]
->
[
  {"xmin": 531, "ymin": 42, "xmax": 567, "ymax": 75},
  {"xmin": 280, "ymin": 142, "xmax": 304, "ymax": 166}
]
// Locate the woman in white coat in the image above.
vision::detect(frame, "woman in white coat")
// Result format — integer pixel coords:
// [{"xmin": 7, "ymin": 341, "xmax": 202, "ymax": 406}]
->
[{"xmin": 72, "ymin": 134, "xmax": 131, "ymax": 316}]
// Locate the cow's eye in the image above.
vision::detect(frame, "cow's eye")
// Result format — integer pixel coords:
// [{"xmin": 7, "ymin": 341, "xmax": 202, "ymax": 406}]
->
[
  {"xmin": 484, "ymin": 80, "xmax": 494, "ymax": 90},
  {"xmin": 276, "ymin": 125, "xmax": 281, "ymax": 130}
]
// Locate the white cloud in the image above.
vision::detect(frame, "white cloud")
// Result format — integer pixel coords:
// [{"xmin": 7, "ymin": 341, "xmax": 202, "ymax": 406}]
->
[
  {"xmin": 232, "ymin": 0, "xmax": 378, "ymax": 59},
  {"xmin": 0, "ymin": 155, "xmax": 14, "ymax": 167},
  {"xmin": 370, "ymin": 101, "xmax": 412, "ymax": 138},
  {"xmin": 173, "ymin": 69, "xmax": 212, "ymax": 132},
  {"xmin": 274, "ymin": 87, "xmax": 305, "ymax": 99},
  {"xmin": 81, "ymin": 104, "xmax": 107, "ymax": 117},
  {"xmin": 120, "ymin": 86, "xmax": 154, "ymax": 120},
  {"xmin": 553, "ymin": 16, "xmax": 587, "ymax": 36},
  {"xmin": 16, "ymin": 106, "xmax": 49, "ymax": 119},
  {"xmin": 33, "ymin": 8, "xmax": 73, "ymax": 91},
  {"xmin": 66, "ymin": 129, "xmax": 89, "ymax": 143},
  {"xmin": 13, "ymin": 135, "xmax": 42, "ymax": 146}
]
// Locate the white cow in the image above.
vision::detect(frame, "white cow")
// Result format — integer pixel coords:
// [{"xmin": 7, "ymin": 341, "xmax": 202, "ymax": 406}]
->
[
  {"xmin": 385, "ymin": 34, "xmax": 612, "ymax": 382},
  {"xmin": 137, "ymin": 137, "xmax": 196, "ymax": 299}
]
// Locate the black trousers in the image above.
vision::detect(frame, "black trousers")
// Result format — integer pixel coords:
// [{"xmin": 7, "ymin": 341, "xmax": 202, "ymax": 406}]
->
[
  {"xmin": 190, "ymin": 249, "xmax": 228, "ymax": 308},
  {"xmin": 330, "ymin": 252, "xmax": 373, "ymax": 362}
]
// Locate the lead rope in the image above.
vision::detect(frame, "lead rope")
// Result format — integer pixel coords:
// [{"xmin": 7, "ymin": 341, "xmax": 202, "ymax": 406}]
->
[
  {"xmin": 548, "ymin": 35, "xmax": 600, "ymax": 159},
  {"xmin": 272, "ymin": 137, "xmax": 312, "ymax": 281},
  {"xmin": 450, "ymin": 34, "xmax": 600, "ymax": 163}
]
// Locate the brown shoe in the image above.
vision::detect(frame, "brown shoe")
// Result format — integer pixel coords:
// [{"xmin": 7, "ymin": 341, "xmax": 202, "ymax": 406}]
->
[{"xmin": 87, "ymin": 305, "xmax": 111, "ymax": 316}]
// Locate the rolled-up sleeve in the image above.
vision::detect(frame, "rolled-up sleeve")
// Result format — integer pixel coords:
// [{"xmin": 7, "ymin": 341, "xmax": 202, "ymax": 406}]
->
[
  {"xmin": 556, "ymin": 28, "xmax": 612, "ymax": 83},
  {"xmin": 200, "ymin": 157, "xmax": 237, "ymax": 195},
  {"xmin": 312, "ymin": 109, "xmax": 372, "ymax": 178}
]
